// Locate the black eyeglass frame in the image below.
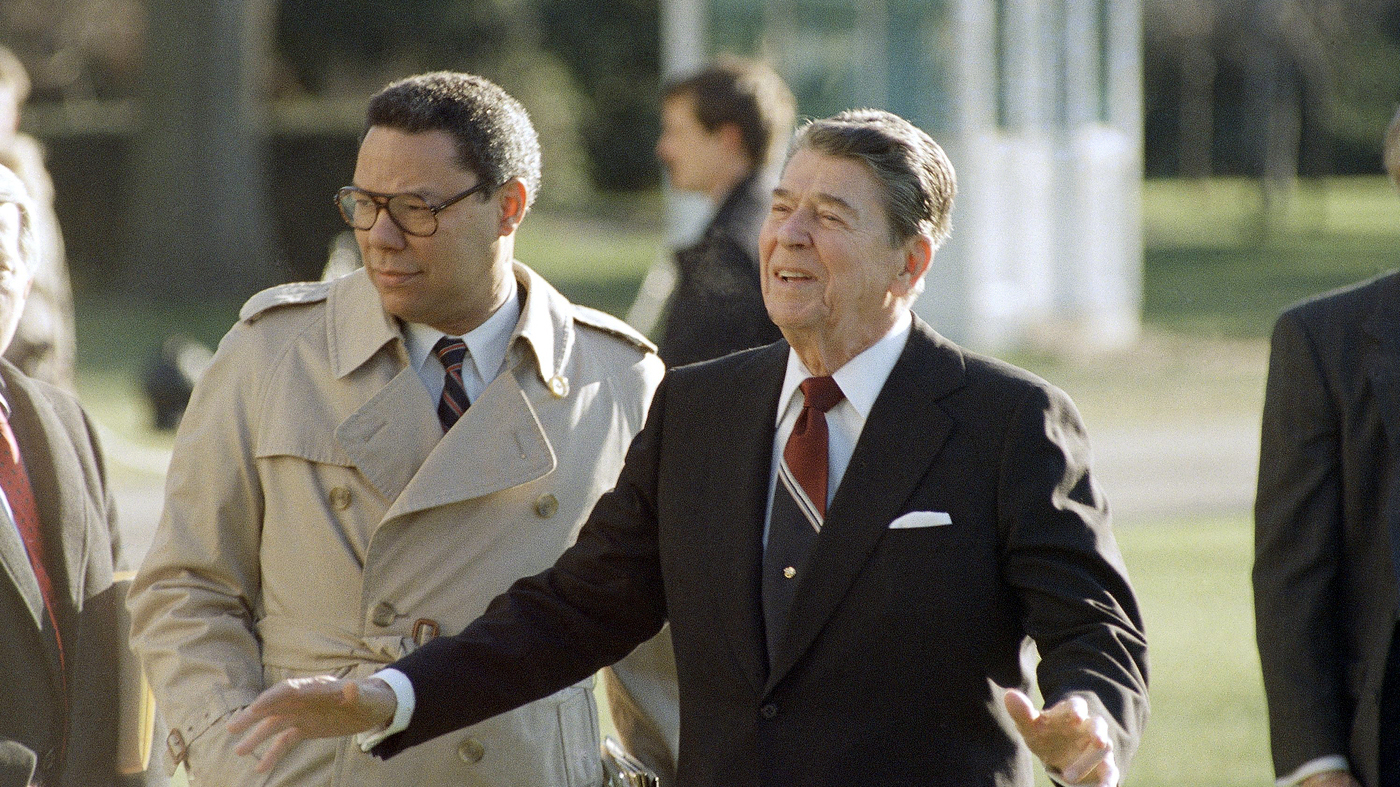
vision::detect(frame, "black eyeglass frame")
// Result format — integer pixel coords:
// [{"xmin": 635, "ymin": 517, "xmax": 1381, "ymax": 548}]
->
[{"xmin": 335, "ymin": 181, "xmax": 493, "ymax": 237}]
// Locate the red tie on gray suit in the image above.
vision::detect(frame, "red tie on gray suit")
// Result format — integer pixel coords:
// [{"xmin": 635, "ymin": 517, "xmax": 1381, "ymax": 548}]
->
[
  {"xmin": 762, "ymin": 376, "xmax": 843, "ymax": 663},
  {"xmin": 0, "ymin": 410, "xmax": 66, "ymax": 686},
  {"xmin": 433, "ymin": 337, "xmax": 471, "ymax": 431}
]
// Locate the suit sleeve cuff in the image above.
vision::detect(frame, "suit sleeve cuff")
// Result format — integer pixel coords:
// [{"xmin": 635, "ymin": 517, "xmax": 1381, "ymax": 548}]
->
[
  {"xmin": 354, "ymin": 669, "xmax": 416, "ymax": 752},
  {"xmin": 1276, "ymin": 755, "xmax": 1350, "ymax": 787}
]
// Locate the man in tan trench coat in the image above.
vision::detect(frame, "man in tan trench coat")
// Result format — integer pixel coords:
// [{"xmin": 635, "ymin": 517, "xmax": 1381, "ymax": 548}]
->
[{"xmin": 126, "ymin": 72, "xmax": 663, "ymax": 787}]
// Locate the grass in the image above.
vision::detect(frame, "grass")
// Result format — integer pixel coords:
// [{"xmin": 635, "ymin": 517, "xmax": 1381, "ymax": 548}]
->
[
  {"xmin": 1143, "ymin": 176, "xmax": 1400, "ymax": 337},
  {"xmin": 87, "ymin": 177, "xmax": 1400, "ymax": 786},
  {"xmin": 1117, "ymin": 518, "xmax": 1272, "ymax": 786}
]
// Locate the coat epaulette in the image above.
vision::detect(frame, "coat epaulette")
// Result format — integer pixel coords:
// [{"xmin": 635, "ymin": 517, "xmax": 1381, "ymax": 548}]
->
[
  {"xmin": 571, "ymin": 305, "xmax": 657, "ymax": 355},
  {"xmin": 239, "ymin": 280, "xmax": 333, "ymax": 322}
]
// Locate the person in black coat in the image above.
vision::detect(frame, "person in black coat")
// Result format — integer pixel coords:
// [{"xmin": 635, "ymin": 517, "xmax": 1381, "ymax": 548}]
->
[
  {"xmin": 1252, "ymin": 107, "xmax": 1400, "ymax": 787},
  {"xmin": 0, "ymin": 166, "xmax": 148, "ymax": 787}
]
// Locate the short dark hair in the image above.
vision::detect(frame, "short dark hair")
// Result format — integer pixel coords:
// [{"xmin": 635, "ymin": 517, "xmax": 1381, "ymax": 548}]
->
[
  {"xmin": 663, "ymin": 56, "xmax": 796, "ymax": 169},
  {"xmin": 366, "ymin": 72, "xmax": 542, "ymax": 208},
  {"xmin": 0, "ymin": 165, "xmax": 36, "ymax": 268},
  {"xmin": 788, "ymin": 109, "xmax": 956, "ymax": 248}
]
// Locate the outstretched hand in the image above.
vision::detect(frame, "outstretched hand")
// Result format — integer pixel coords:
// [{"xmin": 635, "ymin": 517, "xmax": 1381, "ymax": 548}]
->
[
  {"xmin": 1004, "ymin": 688, "xmax": 1118, "ymax": 787},
  {"xmin": 226, "ymin": 676, "xmax": 398, "ymax": 773}
]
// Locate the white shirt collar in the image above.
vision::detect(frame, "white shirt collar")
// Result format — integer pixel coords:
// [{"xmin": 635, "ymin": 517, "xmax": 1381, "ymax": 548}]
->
[
  {"xmin": 776, "ymin": 310, "xmax": 913, "ymax": 424},
  {"xmin": 403, "ymin": 275, "xmax": 521, "ymax": 384}
]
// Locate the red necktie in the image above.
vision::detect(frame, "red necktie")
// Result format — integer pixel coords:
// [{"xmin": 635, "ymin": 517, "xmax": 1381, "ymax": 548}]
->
[
  {"xmin": 762, "ymin": 376, "xmax": 844, "ymax": 661},
  {"xmin": 784, "ymin": 376, "xmax": 844, "ymax": 517},
  {"xmin": 0, "ymin": 410, "xmax": 66, "ymax": 681}
]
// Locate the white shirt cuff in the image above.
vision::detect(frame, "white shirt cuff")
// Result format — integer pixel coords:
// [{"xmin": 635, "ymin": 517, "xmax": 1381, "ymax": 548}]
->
[
  {"xmin": 354, "ymin": 668, "xmax": 416, "ymax": 752},
  {"xmin": 1276, "ymin": 755, "xmax": 1350, "ymax": 787}
]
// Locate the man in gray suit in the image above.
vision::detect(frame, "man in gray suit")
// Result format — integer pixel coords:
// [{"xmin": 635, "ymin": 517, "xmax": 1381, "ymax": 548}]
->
[
  {"xmin": 1252, "ymin": 107, "xmax": 1400, "ymax": 787},
  {"xmin": 0, "ymin": 164, "xmax": 144, "ymax": 787}
]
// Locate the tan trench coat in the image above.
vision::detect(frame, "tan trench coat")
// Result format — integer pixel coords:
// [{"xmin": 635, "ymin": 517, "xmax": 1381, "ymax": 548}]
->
[{"xmin": 127, "ymin": 264, "xmax": 663, "ymax": 787}]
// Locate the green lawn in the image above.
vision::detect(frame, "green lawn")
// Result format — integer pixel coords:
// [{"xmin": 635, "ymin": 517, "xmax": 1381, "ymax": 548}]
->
[
  {"xmin": 1144, "ymin": 176, "xmax": 1400, "ymax": 337},
  {"xmin": 1117, "ymin": 518, "xmax": 1272, "ymax": 786}
]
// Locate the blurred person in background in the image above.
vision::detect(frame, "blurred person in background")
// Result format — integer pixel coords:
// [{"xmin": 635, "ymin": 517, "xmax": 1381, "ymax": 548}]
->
[
  {"xmin": 125, "ymin": 71, "xmax": 663, "ymax": 787},
  {"xmin": 0, "ymin": 163, "xmax": 150, "ymax": 787},
  {"xmin": 0, "ymin": 47, "xmax": 75, "ymax": 391},
  {"xmin": 649, "ymin": 56, "xmax": 794, "ymax": 368},
  {"xmin": 601, "ymin": 56, "xmax": 796, "ymax": 785},
  {"xmin": 1253, "ymin": 106, "xmax": 1400, "ymax": 787}
]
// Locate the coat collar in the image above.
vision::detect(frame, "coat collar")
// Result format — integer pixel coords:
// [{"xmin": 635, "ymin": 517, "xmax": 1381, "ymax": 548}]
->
[
  {"xmin": 334, "ymin": 262, "xmax": 576, "ymax": 514},
  {"xmin": 325, "ymin": 262, "xmax": 574, "ymax": 389},
  {"xmin": 764, "ymin": 317, "xmax": 965, "ymax": 691}
]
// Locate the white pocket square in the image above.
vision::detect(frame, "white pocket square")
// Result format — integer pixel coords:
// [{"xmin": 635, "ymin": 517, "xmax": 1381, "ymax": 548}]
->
[{"xmin": 888, "ymin": 511, "xmax": 953, "ymax": 529}]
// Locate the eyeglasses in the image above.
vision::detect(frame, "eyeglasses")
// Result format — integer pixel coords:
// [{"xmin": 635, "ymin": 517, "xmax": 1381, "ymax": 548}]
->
[{"xmin": 335, "ymin": 182, "xmax": 491, "ymax": 237}]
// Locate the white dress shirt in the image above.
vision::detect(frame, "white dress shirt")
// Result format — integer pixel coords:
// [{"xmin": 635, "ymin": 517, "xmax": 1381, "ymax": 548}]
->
[
  {"xmin": 764, "ymin": 311, "xmax": 912, "ymax": 544},
  {"xmin": 401, "ymin": 276, "xmax": 520, "ymax": 406}
]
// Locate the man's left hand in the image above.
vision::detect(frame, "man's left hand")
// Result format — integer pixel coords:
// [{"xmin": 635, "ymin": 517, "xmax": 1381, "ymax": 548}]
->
[{"xmin": 1004, "ymin": 688, "xmax": 1118, "ymax": 787}]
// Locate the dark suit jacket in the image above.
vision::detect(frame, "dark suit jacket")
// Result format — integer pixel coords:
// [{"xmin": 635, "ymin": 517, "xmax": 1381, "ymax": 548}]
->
[
  {"xmin": 0, "ymin": 359, "xmax": 131, "ymax": 787},
  {"xmin": 657, "ymin": 173, "xmax": 782, "ymax": 368},
  {"xmin": 379, "ymin": 319, "xmax": 1150, "ymax": 786},
  {"xmin": 1254, "ymin": 270, "xmax": 1400, "ymax": 787}
]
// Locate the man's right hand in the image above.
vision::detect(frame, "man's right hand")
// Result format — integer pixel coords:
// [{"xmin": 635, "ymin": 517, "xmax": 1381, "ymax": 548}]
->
[
  {"xmin": 1300, "ymin": 771, "xmax": 1360, "ymax": 787},
  {"xmin": 226, "ymin": 676, "xmax": 397, "ymax": 773}
]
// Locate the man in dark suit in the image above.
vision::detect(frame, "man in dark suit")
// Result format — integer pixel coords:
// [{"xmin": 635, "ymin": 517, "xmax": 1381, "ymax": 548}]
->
[
  {"xmin": 1252, "ymin": 108, "xmax": 1400, "ymax": 787},
  {"xmin": 0, "ymin": 164, "xmax": 142, "ymax": 787},
  {"xmin": 228, "ymin": 108, "xmax": 1149, "ymax": 787}
]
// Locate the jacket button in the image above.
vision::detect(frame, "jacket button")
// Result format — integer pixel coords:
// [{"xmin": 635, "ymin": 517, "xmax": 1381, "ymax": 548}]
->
[
  {"xmin": 329, "ymin": 486, "xmax": 352, "ymax": 510},
  {"xmin": 534, "ymin": 493, "xmax": 559, "ymax": 518},
  {"xmin": 457, "ymin": 737, "xmax": 486, "ymax": 763},
  {"xmin": 760, "ymin": 703, "xmax": 778, "ymax": 719},
  {"xmin": 548, "ymin": 375, "xmax": 570, "ymax": 398},
  {"xmin": 370, "ymin": 601, "xmax": 397, "ymax": 628}
]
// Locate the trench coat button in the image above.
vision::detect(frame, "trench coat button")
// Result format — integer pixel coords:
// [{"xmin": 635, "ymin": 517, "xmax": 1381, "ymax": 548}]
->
[
  {"xmin": 167, "ymin": 730, "xmax": 188, "ymax": 766},
  {"xmin": 370, "ymin": 601, "xmax": 397, "ymax": 628},
  {"xmin": 783, "ymin": 566, "xmax": 797, "ymax": 579},
  {"xmin": 534, "ymin": 493, "xmax": 559, "ymax": 518},
  {"xmin": 548, "ymin": 375, "xmax": 570, "ymax": 398},
  {"xmin": 760, "ymin": 703, "xmax": 778, "ymax": 720},
  {"xmin": 329, "ymin": 486, "xmax": 352, "ymax": 510},
  {"xmin": 457, "ymin": 737, "xmax": 486, "ymax": 763}
]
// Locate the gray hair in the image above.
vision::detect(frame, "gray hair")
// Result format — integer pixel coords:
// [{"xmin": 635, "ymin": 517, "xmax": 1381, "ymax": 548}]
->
[{"xmin": 788, "ymin": 109, "xmax": 956, "ymax": 249}]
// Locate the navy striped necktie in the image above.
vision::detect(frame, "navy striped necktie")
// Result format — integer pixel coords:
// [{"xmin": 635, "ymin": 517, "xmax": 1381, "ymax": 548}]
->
[{"xmin": 433, "ymin": 337, "xmax": 471, "ymax": 431}]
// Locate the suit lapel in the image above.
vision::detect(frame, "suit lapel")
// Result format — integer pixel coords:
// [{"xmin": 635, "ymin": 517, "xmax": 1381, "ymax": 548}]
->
[
  {"xmin": 335, "ymin": 366, "xmax": 441, "ymax": 502},
  {"xmin": 1, "ymin": 367, "xmax": 81, "ymax": 688},
  {"xmin": 386, "ymin": 365, "xmax": 555, "ymax": 520},
  {"xmin": 706, "ymin": 343, "xmax": 786, "ymax": 693},
  {"xmin": 766, "ymin": 320, "xmax": 964, "ymax": 690},
  {"xmin": 0, "ymin": 503, "xmax": 44, "ymax": 630}
]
